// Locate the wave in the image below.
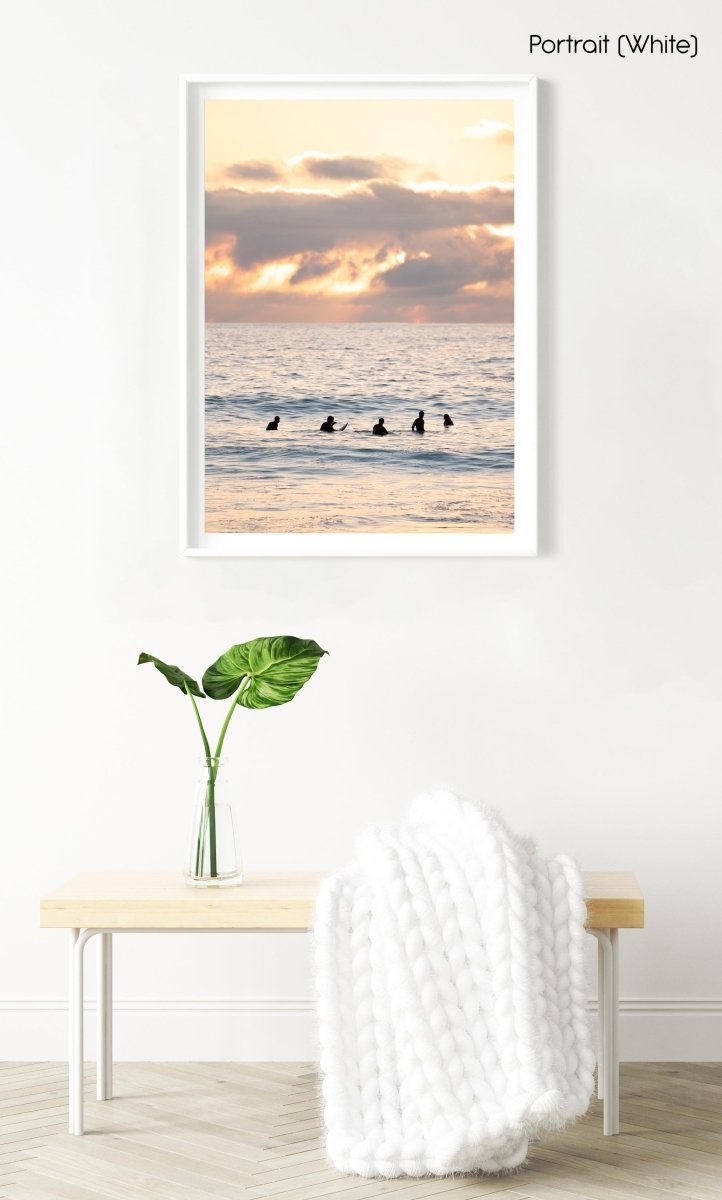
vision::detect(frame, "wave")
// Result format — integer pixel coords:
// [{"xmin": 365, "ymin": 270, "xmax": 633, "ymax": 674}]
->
[
  {"xmin": 205, "ymin": 398, "xmax": 513, "ymax": 421},
  {"xmin": 206, "ymin": 442, "xmax": 514, "ymax": 476}
]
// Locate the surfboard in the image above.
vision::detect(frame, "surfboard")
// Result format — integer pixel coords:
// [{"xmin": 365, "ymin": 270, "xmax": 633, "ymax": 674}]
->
[{"xmin": 339, "ymin": 422, "xmax": 348, "ymax": 431}]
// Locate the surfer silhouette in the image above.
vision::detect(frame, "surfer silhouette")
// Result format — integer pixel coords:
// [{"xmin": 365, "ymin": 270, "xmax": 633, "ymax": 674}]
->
[
  {"xmin": 320, "ymin": 416, "xmax": 336, "ymax": 432},
  {"xmin": 443, "ymin": 413, "xmax": 454, "ymax": 427},
  {"xmin": 411, "ymin": 410, "xmax": 425, "ymax": 433},
  {"xmin": 372, "ymin": 418, "xmax": 388, "ymax": 436},
  {"xmin": 266, "ymin": 416, "xmax": 280, "ymax": 431}
]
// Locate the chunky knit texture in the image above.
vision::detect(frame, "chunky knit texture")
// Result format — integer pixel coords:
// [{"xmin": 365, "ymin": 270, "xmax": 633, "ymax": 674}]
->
[{"xmin": 315, "ymin": 794, "xmax": 595, "ymax": 1177}]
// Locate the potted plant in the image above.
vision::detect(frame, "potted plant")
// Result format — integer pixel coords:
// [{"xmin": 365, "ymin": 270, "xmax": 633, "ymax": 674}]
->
[{"xmin": 138, "ymin": 636, "xmax": 327, "ymax": 887}]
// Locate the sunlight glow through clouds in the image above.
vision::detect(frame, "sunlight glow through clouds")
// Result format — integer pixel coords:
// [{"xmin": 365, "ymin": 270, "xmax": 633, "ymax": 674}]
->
[{"xmin": 205, "ymin": 100, "xmax": 515, "ymax": 322}]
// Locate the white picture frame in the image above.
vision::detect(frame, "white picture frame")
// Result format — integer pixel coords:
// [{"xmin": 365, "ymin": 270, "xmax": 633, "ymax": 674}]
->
[{"xmin": 181, "ymin": 74, "xmax": 537, "ymax": 556}]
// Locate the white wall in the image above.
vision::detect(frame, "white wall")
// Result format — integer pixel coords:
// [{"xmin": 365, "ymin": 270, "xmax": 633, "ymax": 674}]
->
[{"xmin": 1, "ymin": 0, "xmax": 721, "ymax": 1062}]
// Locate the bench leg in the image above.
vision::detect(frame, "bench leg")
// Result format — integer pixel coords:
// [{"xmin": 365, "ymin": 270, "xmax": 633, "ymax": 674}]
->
[
  {"xmin": 597, "ymin": 935, "xmax": 605, "ymax": 1099},
  {"xmin": 69, "ymin": 928, "xmax": 86, "ymax": 1135},
  {"xmin": 610, "ymin": 927, "xmax": 619, "ymax": 1132},
  {"xmin": 68, "ymin": 929, "xmax": 79, "ymax": 1135},
  {"xmin": 68, "ymin": 929, "xmax": 99, "ymax": 1135},
  {"xmin": 592, "ymin": 927, "xmax": 620, "ymax": 1135},
  {"xmin": 97, "ymin": 932, "xmax": 113, "ymax": 1101}
]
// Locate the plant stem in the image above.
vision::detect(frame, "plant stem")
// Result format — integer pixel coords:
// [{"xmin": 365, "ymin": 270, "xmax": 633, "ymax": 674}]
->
[
  {"xmin": 185, "ymin": 683, "xmax": 215, "ymax": 878},
  {"xmin": 204, "ymin": 681, "xmax": 247, "ymax": 880},
  {"xmin": 186, "ymin": 679, "xmax": 247, "ymax": 881},
  {"xmin": 206, "ymin": 771, "xmax": 217, "ymax": 877},
  {"xmin": 213, "ymin": 679, "xmax": 250, "ymax": 772},
  {"xmin": 195, "ymin": 799, "xmax": 206, "ymax": 876},
  {"xmin": 185, "ymin": 684, "xmax": 212, "ymax": 762}
]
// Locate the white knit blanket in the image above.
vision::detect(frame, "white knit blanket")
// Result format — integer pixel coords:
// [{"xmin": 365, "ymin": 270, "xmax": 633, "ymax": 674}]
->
[{"xmin": 315, "ymin": 794, "xmax": 595, "ymax": 1177}]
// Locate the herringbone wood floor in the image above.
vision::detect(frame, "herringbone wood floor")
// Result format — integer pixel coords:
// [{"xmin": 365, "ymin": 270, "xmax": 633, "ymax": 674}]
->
[{"xmin": 1, "ymin": 1063, "xmax": 721, "ymax": 1199}]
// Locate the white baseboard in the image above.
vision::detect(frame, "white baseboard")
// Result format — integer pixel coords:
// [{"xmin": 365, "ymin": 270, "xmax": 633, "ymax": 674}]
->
[{"xmin": 1, "ymin": 997, "xmax": 720, "ymax": 1062}]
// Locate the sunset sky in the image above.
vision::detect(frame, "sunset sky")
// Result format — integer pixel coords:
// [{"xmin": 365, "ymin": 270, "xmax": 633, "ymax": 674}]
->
[{"xmin": 205, "ymin": 100, "xmax": 514, "ymax": 323}]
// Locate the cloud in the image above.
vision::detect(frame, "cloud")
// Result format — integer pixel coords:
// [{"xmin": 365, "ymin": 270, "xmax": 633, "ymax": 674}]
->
[
  {"xmin": 294, "ymin": 152, "xmax": 406, "ymax": 181},
  {"xmin": 205, "ymin": 176, "xmax": 514, "ymax": 321},
  {"xmin": 227, "ymin": 160, "xmax": 282, "ymax": 181},
  {"xmin": 464, "ymin": 118, "xmax": 514, "ymax": 143},
  {"xmin": 205, "ymin": 226, "xmax": 514, "ymax": 323},
  {"xmin": 226, "ymin": 153, "xmax": 435, "ymax": 186},
  {"xmin": 380, "ymin": 229, "xmax": 513, "ymax": 294},
  {"xmin": 289, "ymin": 253, "xmax": 341, "ymax": 284},
  {"xmin": 206, "ymin": 179, "xmax": 514, "ymax": 269}
]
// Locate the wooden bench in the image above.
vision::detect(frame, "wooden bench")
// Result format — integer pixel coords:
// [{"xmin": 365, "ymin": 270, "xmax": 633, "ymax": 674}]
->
[{"xmin": 40, "ymin": 870, "xmax": 644, "ymax": 1137}]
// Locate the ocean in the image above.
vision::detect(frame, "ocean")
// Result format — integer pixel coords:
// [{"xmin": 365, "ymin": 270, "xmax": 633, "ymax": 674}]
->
[{"xmin": 204, "ymin": 323, "xmax": 514, "ymax": 535}]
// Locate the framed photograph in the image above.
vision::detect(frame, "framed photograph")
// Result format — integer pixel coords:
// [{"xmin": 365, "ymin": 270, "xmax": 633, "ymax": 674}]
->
[{"xmin": 181, "ymin": 75, "xmax": 537, "ymax": 556}]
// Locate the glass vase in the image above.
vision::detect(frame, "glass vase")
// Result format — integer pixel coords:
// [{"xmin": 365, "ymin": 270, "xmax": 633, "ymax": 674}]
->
[{"xmin": 184, "ymin": 758, "xmax": 243, "ymax": 888}]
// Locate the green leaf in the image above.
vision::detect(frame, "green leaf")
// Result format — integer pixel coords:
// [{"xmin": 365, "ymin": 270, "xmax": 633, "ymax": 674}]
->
[
  {"xmin": 137, "ymin": 652, "xmax": 205, "ymax": 698},
  {"xmin": 202, "ymin": 637, "xmax": 327, "ymax": 709}
]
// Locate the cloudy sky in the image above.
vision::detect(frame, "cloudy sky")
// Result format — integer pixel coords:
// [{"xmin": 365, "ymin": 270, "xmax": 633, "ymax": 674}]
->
[{"xmin": 205, "ymin": 100, "xmax": 514, "ymax": 323}]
